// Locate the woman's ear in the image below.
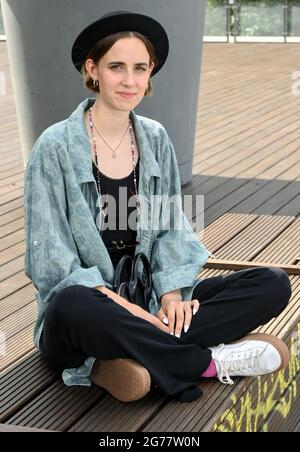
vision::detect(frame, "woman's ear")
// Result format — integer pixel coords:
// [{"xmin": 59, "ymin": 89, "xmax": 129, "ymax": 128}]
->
[{"xmin": 85, "ymin": 58, "xmax": 97, "ymax": 79}]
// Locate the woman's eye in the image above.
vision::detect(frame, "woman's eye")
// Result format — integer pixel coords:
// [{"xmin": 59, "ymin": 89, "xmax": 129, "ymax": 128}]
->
[{"xmin": 111, "ymin": 66, "xmax": 146, "ymax": 71}]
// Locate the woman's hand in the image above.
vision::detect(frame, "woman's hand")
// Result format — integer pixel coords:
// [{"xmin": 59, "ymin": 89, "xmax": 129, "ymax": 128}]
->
[
  {"xmin": 125, "ymin": 303, "xmax": 170, "ymax": 334},
  {"xmin": 96, "ymin": 286, "xmax": 170, "ymax": 334},
  {"xmin": 156, "ymin": 299, "xmax": 200, "ymax": 338}
]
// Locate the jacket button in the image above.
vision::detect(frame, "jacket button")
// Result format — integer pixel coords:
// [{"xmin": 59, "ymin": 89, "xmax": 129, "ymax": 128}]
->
[{"xmin": 33, "ymin": 240, "xmax": 39, "ymax": 246}]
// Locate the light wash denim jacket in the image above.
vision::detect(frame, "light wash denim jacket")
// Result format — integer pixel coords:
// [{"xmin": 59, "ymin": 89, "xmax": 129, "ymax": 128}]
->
[{"xmin": 24, "ymin": 97, "xmax": 209, "ymax": 386}]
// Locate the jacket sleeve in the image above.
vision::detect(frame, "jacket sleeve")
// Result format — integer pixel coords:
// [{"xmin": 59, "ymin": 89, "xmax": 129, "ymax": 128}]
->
[
  {"xmin": 24, "ymin": 135, "xmax": 108, "ymax": 305},
  {"xmin": 150, "ymin": 129, "xmax": 209, "ymax": 302}
]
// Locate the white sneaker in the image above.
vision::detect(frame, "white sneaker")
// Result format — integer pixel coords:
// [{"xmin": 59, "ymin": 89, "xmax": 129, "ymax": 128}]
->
[{"xmin": 209, "ymin": 333, "xmax": 290, "ymax": 385}]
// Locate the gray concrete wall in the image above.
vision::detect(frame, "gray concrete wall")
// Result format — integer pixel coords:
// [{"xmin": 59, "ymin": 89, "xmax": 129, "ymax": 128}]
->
[{"xmin": 2, "ymin": 0, "xmax": 206, "ymax": 185}]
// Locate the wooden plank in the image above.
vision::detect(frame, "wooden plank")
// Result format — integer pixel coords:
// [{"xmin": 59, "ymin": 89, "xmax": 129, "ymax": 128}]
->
[
  {"xmin": 205, "ymin": 258, "xmax": 300, "ymax": 275},
  {"xmin": 0, "ymin": 206, "xmax": 24, "ymax": 228},
  {"xmin": 0, "ymin": 255, "xmax": 26, "ymax": 281},
  {"xmin": 277, "ymin": 193, "xmax": 300, "ymax": 218},
  {"xmin": 0, "ymin": 229, "xmax": 24, "ymax": 253},
  {"xmin": 0, "ymin": 352, "xmax": 58, "ymax": 421},
  {"xmin": 0, "ymin": 283, "xmax": 35, "ymax": 321},
  {"xmin": 0, "ymin": 178, "xmax": 23, "ymax": 196},
  {"xmin": 0, "ymin": 324, "xmax": 35, "ymax": 372},
  {"xmin": 5, "ymin": 381, "xmax": 104, "ymax": 431},
  {"xmin": 260, "ymin": 276, "xmax": 300, "ymax": 338},
  {"xmin": 0, "ymin": 172, "xmax": 24, "ymax": 189},
  {"xmin": 0, "ymin": 301, "xmax": 36, "ymax": 339},
  {"xmin": 0, "ymin": 241, "xmax": 25, "ymax": 266},
  {"xmin": 203, "ymin": 164, "xmax": 300, "ymax": 228},
  {"xmin": 196, "ymin": 212, "xmax": 258, "ymax": 253},
  {"xmin": 255, "ymin": 219, "xmax": 300, "ymax": 265},
  {"xmin": 189, "ymin": 104, "xmax": 299, "ymax": 179},
  {"xmin": 202, "ymin": 215, "xmax": 296, "ymax": 262},
  {"xmin": 0, "ymin": 423, "xmax": 52, "ymax": 432},
  {"xmin": 196, "ymin": 93, "xmax": 295, "ymax": 145},
  {"xmin": 0, "ymin": 197, "xmax": 23, "ymax": 216},
  {"xmin": 0, "ymin": 271, "xmax": 31, "ymax": 301},
  {"xmin": 0, "ymin": 188, "xmax": 24, "ymax": 206},
  {"xmin": 194, "ymin": 100, "xmax": 299, "ymax": 171}
]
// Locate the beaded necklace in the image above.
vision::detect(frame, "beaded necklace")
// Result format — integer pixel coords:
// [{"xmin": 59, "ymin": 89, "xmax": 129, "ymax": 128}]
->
[{"xmin": 88, "ymin": 106, "xmax": 141, "ymax": 235}]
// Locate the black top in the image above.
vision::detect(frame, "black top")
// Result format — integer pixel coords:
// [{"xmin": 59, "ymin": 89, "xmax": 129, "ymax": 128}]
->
[{"xmin": 92, "ymin": 159, "xmax": 140, "ymax": 268}]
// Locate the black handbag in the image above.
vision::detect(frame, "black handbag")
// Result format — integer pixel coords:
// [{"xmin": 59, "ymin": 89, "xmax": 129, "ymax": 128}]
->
[{"xmin": 112, "ymin": 252, "xmax": 152, "ymax": 312}]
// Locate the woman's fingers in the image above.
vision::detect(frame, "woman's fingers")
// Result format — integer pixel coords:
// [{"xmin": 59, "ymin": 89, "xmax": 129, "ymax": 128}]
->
[
  {"xmin": 156, "ymin": 307, "xmax": 168, "ymax": 324},
  {"xmin": 183, "ymin": 303, "xmax": 193, "ymax": 334},
  {"xmin": 154, "ymin": 319, "xmax": 170, "ymax": 334},
  {"xmin": 174, "ymin": 303, "xmax": 185, "ymax": 338},
  {"xmin": 182, "ymin": 300, "xmax": 199, "ymax": 335},
  {"xmin": 156, "ymin": 300, "xmax": 200, "ymax": 337},
  {"xmin": 191, "ymin": 299, "xmax": 200, "ymax": 315},
  {"xmin": 167, "ymin": 302, "xmax": 176, "ymax": 336}
]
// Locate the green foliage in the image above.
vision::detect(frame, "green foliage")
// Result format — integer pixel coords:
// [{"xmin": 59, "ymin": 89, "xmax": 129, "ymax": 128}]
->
[
  {"xmin": 237, "ymin": 1, "xmax": 284, "ymax": 36},
  {"xmin": 205, "ymin": 0, "xmax": 227, "ymax": 35},
  {"xmin": 207, "ymin": 0, "xmax": 227, "ymax": 5}
]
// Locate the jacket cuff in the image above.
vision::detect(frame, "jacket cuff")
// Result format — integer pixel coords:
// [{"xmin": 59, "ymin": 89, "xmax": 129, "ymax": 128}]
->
[
  {"xmin": 152, "ymin": 264, "xmax": 203, "ymax": 301},
  {"xmin": 57, "ymin": 265, "xmax": 109, "ymax": 292}
]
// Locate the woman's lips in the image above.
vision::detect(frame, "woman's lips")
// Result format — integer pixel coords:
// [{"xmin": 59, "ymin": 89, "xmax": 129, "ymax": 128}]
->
[{"xmin": 117, "ymin": 93, "xmax": 136, "ymax": 99}]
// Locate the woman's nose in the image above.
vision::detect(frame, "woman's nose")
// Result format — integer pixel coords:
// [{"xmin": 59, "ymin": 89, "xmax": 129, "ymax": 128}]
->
[{"xmin": 123, "ymin": 70, "xmax": 135, "ymax": 85}]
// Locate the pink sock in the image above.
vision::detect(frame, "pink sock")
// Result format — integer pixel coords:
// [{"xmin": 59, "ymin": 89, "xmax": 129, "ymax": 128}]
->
[{"xmin": 201, "ymin": 359, "xmax": 217, "ymax": 378}]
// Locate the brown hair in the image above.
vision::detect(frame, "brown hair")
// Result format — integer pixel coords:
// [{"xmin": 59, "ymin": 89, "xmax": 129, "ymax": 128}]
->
[{"xmin": 81, "ymin": 31, "xmax": 158, "ymax": 96}]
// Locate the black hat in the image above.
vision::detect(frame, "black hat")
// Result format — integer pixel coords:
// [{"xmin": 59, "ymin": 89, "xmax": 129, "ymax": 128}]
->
[{"xmin": 71, "ymin": 10, "xmax": 169, "ymax": 77}]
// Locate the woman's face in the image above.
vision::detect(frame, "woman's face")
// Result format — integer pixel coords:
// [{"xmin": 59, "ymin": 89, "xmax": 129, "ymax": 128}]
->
[{"xmin": 88, "ymin": 37, "xmax": 155, "ymax": 111}]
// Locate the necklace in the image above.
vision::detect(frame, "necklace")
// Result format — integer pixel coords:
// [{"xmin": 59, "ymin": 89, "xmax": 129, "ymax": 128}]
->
[
  {"xmin": 92, "ymin": 119, "xmax": 129, "ymax": 159},
  {"xmin": 88, "ymin": 106, "xmax": 141, "ymax": 235}
]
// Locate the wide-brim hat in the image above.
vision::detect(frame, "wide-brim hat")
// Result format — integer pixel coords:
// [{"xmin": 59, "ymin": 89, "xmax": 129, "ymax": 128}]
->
[{"xmin": 71, "ymin": 10, "xmax": 169, "ymax": 77}]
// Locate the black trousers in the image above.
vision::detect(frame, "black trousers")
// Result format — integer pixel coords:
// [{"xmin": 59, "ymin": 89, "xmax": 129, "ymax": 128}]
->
[{"xmin": 39, "ymin": 267, "xmax": 292, "ymax": 402}]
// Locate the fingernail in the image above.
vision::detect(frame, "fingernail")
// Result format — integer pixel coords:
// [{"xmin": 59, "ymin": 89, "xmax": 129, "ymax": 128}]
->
[
  {"xmin": 162, "ymin": 318, "xmax": 169, "ymax": 325},
  {"xmin": 193, "ymin": 308, "xmax": 198, "ymax": 316},
  {"xmin": 170, "ymin": 332, "xmax": 174, "ymax": 335},
  {"xmin": 175, "ymin": 333, "xmax": 181, "ymax": 338},
  {"xmin": 184, "ymin": 325, "xmax": 189, "ymax": 333}
]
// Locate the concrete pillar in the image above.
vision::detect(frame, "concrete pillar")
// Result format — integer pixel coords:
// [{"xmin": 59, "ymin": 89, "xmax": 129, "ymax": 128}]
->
[{"xmin": 2, "ymin": 0, "xmax": 206, "ymax": 185}]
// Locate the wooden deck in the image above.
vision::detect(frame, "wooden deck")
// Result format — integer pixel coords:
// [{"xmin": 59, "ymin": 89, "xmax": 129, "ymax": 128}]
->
[{"xmin": 0, "ymin": 42, "xmax": 299, "ymax": 432}]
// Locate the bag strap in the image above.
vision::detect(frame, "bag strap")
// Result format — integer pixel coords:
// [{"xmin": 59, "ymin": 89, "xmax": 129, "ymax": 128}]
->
[{"xmin": 112, "ymin": 254, "xmax": 133, "ymax": 292}]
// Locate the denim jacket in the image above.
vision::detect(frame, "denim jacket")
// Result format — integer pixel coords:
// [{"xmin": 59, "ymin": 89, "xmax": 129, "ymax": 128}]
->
[{"xmin": 24, "ymin": 97, "xmax": 209, "ymax": 386}]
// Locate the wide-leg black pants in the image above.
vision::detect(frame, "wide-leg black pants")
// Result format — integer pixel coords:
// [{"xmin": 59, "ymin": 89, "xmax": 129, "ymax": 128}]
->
[{"xmin": 39, "ymin": 267, "xmax": 292, "ymax": 402}]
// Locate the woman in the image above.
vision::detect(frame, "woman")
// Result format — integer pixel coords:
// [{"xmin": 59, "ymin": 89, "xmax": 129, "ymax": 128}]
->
[{"xmin": 24, "ymin": 11, "xmax": 292, "ymax": 403}]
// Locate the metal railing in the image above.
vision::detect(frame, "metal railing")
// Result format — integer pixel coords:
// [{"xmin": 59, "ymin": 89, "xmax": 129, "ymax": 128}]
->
[{"xmin": 204, "ymin": 0, "xmax": 300, "ymax": 42}]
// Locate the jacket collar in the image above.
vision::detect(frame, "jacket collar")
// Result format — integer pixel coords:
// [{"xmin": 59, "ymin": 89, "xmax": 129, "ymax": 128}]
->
[{"xmin": 66, "ymin": 98, "xmax": 161, "ymax": 188}]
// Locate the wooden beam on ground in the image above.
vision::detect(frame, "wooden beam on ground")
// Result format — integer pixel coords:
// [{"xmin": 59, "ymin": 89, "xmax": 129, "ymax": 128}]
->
[
  {"xmin": 205, "ymin": 258, "xmax": 300, "ymax": 275},
  {"xmin": 0, "ymin": 423, "xmax": 53, "ymax": 432}
]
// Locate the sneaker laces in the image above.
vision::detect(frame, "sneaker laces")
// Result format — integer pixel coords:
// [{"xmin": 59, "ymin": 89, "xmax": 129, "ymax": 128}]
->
[{"xmin": 213, "ymin": 343, "xmax": 262, "ymax": 385}]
